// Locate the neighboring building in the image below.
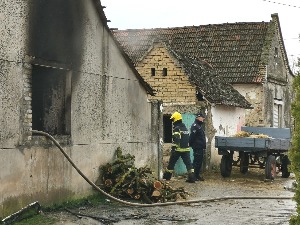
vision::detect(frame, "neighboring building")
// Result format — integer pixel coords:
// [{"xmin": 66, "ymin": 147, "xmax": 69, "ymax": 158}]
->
[
  {"xmin": 0, "ymin": 0, "xmax": 162, "ymax": 218},
  {"xmin": 110, "ymin": 37, "xmax": 252, "ymax": 170},
  {"xmin": 113, "ymin": 13, "xmax": 294, "ymax": 129},
  {"xmin": 112, "ymin": 13, "xmax": 294, "ymax": 168}
]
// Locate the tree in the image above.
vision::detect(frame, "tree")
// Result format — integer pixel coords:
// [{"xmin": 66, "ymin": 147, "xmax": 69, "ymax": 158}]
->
[{"xmin": 290, "ymin": 53, "xmax": 300, "ymax": 225}]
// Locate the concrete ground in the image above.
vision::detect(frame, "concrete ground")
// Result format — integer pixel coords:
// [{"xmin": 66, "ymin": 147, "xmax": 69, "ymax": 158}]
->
[{"xmin": 46, "ymin": 166, "xmax": 297, "ymax": 225}]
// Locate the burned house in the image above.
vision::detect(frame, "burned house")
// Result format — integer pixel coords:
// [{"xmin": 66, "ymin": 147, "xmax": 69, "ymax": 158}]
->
[{"xmin": 0, "ymin": 0, "xmax": 162, "ymax": 218}]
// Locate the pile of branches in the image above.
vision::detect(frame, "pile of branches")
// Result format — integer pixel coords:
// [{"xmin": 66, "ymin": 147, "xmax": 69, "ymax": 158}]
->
[{"xmin": 99, "ymin": 147, "xmax": 188, "ymax": 204}]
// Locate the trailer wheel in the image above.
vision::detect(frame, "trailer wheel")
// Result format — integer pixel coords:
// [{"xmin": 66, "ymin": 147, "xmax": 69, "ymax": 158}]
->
[
  {"xmin": 265, "ymin": 155, "xmax": 276, "ymax": 180},
  {"xmin": 220, "ymin": 155, "xmax": 232, "ymax": 177},
  {"xmin": 281, "ymin": 155, "xmax": 290, "ymax": 178},
  {"xmin": 239, "ymin": 151, "xmax": 249, "ymax": 174}
]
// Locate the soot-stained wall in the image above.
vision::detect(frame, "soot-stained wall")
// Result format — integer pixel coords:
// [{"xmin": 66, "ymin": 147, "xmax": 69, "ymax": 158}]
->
[
  {"xmin": 29, "ymin": 0, "xmax": 85, "ymax": 68},
  {"xmin": 0, "ymin": 0, "xmax": 162, "ymax": 218}
]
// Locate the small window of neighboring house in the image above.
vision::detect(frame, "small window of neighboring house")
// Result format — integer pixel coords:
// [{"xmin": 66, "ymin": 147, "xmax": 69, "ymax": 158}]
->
[
  {"xmin": 162, "ymin": 68, "xmax": 167, "ymax": 76},
  {"xmin": 151, "ymin": 68, "xmax": 155, "ymax": 76},
  {"xmin": 196, "ymin": 90, "xmax": 204, "ymax": 101},
  {"xmin": 273, "ymin": 99, "xmax": 282, "ymax": 128},
  {"xmin": 163, "ymin": 115, "xmax": 172, "ymax": 143},
  {"xmin": 274, "ymin": 47, "xmax": 278, "ymax": 58}
]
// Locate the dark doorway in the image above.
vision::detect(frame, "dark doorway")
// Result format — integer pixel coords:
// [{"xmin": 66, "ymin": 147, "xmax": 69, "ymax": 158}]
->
[
  {"xmin": 163, "ymin": 115, "xmax": 172, "ymax": 143},
  {"xmin": 32, "ymin": 65, "xmax": 71, "ymax": 135}
]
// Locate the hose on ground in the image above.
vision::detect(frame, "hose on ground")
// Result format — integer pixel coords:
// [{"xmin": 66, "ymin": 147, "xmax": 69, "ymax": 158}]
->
[{"xmin": 32, "ymin": 130, "xmax": 293, "ymax": 207}]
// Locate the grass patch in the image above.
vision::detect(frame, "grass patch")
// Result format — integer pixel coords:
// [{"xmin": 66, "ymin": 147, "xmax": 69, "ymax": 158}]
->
[
  {"xmin": 44, "ymin": 192, "xmax": 107, "ymax": 212},
  {"xmin": 2, "ymin": 193, "xmax": 107, "ymax": 225},
  {"xmin": 13, "ymin": 214, "xmax": 57, "ymax": 225}
]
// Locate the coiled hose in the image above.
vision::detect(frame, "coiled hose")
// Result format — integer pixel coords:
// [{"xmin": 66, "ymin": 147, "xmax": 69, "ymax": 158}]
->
[{"xmin": 32, "ymin": 130, "xmax": 293, "ymax": 207}]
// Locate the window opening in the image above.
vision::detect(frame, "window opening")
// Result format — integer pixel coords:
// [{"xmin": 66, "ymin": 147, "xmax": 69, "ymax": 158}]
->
[
  {"xmin": 273, "ymin": 102, "xmax": 282, "ymax": 128},
  {"xmin": 151, "ymin": 68, "xmax": 155, "ymax": 76},
  {"xmin": 162, "ymin": 68, "xmax": 167, "ymax": 76},
  {"xmin": 274, "ymin": 47, "xmax": 278, "ymax": 58},
  {"xmin": 196, "ymin": 91, "xmax": 204, "ymax": 101},
  {"xmin": 163, "ymin": 115, "xmax": 173, "ymax": 143},
  {"xmin": 32, "ymin": 65, "xmax": 71, "ymax": 135}
]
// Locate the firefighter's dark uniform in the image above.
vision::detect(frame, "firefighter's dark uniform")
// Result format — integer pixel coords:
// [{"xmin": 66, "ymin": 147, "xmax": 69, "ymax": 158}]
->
[
  {"xmin": 163, "ymin": 119, "xmax": 196, "ymax": 183},
  {"xmin": 189, "ymin": 116, "xmax": 206, "ymax": 180}
]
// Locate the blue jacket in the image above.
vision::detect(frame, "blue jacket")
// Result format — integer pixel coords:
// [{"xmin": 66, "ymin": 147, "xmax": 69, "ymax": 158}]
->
[{"xmin": 189, "ymin": 120, "xmax": 206, "ymax": 149}]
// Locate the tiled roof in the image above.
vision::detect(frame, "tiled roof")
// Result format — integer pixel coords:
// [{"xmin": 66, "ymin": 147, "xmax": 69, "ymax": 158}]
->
[
  {"xmin": 113, "ymin": 17, "xmax": 279, "ymax": 84},
  {"xmin": 165, "ymin": 45, "xmax": 252, "ymax": 108}
]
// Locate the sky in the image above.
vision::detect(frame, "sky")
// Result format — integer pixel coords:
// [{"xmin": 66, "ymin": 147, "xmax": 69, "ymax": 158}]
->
[{"xmin": 100, "ymin": 0, "xmax": 300, "ymax": 73}]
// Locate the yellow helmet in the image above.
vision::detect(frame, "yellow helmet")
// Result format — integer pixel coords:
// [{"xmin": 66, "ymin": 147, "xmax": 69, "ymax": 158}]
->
[{"xmin": 170, "ymin": 111, "xmax": 182, "ymax": 122}]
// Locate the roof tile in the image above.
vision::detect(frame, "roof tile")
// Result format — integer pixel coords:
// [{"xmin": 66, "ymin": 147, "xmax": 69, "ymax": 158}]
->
[{"xmin": 113, "ymin": 21, "xmax": 270, "ymax": 84}]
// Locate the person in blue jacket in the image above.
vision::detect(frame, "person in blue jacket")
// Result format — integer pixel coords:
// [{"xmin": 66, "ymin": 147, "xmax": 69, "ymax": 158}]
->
[
  {"xmin": 189, "ymin": 112, "xmax": 206, "ymax": 181},
  {"xmin": 163, "ymin": 111, "xmax": 196, "ymax": 183}
]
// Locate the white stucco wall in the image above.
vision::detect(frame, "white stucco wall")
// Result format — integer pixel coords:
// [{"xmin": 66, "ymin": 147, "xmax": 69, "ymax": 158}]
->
[{"xmin": 209, "ymin": 105, "xmax": 246, "ymax": 167}]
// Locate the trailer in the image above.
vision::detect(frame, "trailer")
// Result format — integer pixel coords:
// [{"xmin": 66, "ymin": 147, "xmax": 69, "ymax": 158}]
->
[{"xmin": 215, "ymin": 126, "xmax": 291, "ymax": 180}]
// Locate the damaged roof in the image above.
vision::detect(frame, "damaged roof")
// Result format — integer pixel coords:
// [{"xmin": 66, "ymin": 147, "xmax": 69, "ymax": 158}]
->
[
  {"xmin": 164, "ymin": 44, "xmax": 252, "ymax": 108},
  {"xmin": 112, "ymin": 14, "xmax": 292, "ymax": 84}
]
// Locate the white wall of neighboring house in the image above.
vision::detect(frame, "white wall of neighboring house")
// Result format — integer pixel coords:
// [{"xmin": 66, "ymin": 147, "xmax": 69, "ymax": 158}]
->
[
  {"xmin": 209, "ymin": 105, "xmax": 246, "ymax": 166},
  {"xmin": 233, "ymin": 83, "xmax": 264, "ymax": 127}
]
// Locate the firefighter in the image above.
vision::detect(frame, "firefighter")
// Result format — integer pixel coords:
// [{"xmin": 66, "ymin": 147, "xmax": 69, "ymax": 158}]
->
[
  {"xmin": 189, "ymin": 112, "xmax": 206, "ymax": 181},
  {"xmin": 163, "ymin": 112, "xmax": 196, "ymax": 183}
]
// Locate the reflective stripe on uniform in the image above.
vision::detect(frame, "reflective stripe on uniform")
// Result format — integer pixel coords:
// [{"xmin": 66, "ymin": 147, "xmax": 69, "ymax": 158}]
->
[
  {"xmin": 188, "ymin": 169, "xmax": 195, "ymax": 173},
  {"xmin": 176, "ymin": 147, "xmax": 190, "ymax": 152}
]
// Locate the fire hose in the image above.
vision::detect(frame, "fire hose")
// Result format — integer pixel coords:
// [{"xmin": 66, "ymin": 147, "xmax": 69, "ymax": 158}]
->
[{"xmin": 32, "ymin": 130, "xmax": 293, "ymax": 207}]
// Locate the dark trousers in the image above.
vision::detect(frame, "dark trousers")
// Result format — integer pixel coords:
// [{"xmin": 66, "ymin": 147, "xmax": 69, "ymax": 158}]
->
[
  {"xmin": 167, "ymin": 150, "xmax": 193, "ymax": 172},
  {"xmin": 193, "ymin": 148, "xmax": 204, "ymax": 177}
]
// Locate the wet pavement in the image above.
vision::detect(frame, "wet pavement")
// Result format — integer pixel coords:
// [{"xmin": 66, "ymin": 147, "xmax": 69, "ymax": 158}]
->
[{"xmin": 49, "ymin": 167, "xmax": 297, "ymax": 225}]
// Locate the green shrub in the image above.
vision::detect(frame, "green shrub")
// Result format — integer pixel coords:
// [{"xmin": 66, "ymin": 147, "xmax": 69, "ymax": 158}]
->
[{"xmin": 290, "ymin": 70, "xmax": 300, "ymax": 224}]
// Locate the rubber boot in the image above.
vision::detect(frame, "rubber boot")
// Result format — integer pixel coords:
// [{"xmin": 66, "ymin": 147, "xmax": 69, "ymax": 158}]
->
[
  {"xmin": 186, "ymin": 172, "xmax": 196, "ymax": 183},
  {"xmin": 163, "ymin": 171, "xmax": 172, "ymax": 180}
]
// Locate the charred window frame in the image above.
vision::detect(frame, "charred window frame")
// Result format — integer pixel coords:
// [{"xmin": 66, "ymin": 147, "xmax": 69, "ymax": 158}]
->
[
  {"xmin": 163, "ymin": 114, "xmax": 172, "ymax": 143},
  {"xmin": 31, "ymin": 65, "xmax": 71, "ymax": 136}
]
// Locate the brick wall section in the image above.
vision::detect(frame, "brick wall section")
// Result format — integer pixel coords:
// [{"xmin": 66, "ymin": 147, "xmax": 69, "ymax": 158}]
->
[{"xmin": 135, "ymin": 43, "xmax": 197, "ymax": 104}]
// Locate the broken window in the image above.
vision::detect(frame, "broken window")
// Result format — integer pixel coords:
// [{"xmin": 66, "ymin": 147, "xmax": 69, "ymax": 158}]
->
[
  {"xmin": 151, "ymin": 68, "xmax": 155, "ymax": 76},
  {"xmin": 163, "ymin": 114, "xmax": 172, "ymax": 143},
  {"xmin": 31, "ymin": 65, "xmax": 71, "ymax": 135}
]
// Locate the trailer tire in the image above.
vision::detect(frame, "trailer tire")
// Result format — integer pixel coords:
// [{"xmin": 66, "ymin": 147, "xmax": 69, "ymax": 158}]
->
[
  {"xmin": 220, "ymin": 155, "xmax": 232, "ymax": 177},
  {"xmin": 281, "ymin": 155, "xmax": 290, "ymax": 178},
  {"xmin": 265, "ymin": 155, "xmax": 276, "ymax": 180}
]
